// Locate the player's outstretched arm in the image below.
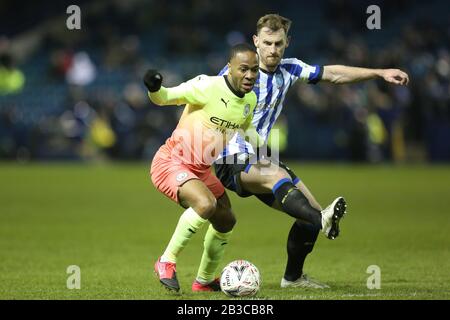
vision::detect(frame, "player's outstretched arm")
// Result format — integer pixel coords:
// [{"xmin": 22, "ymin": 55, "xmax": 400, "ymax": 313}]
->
[
  {"xmin": 143, "ymin": 70, "xmax": 209, "ymax": 107},
  {"xmin": 322, "ymin": 65, "xmax": 409, "ymax": 85},
  {"xmin": 144, "ymin": 69, "xmax": 172, "ymax": 106}
]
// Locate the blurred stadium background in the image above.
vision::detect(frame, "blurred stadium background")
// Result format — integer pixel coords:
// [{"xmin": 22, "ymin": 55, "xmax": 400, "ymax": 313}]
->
[
  {"xmin": 1, "ymin": 0, "xmax": 449, "ymax": 163},
  {"xmin": 1, "ymin": 0, "xmax": 449, "ymax": 300}
]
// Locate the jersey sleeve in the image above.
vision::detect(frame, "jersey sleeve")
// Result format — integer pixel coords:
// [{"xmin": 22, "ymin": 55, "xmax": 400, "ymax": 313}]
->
[
  {"xmin": 281, "ymin": 58, "xmax": 323, "ymax": 85},
  {"xmin": 148, "ymin": 75, "xmax": 211, "ymax": 106}
]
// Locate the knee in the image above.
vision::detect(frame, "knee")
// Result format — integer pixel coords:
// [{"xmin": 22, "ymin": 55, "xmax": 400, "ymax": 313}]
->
[
  {"xmin": 213, "ymin": 212, "xmax": 236, "ymax": 233},
  {"xmin": 265, "ymin": 168, "xmax": 291, "ymax": 190},
  {"xmin": 222, "ymin": 212, "xmax": 237, "ymax": 232},
  {"xmin": 193, "ymin": 196, "xmax": 217, "ymax": 219},
  {"xmin": 212, "ymin": 203, "xmax": 237, "ymax": 232},
  {"xmin": 210, "ymin": 194, "xmax": 236, "ymax": 232}
]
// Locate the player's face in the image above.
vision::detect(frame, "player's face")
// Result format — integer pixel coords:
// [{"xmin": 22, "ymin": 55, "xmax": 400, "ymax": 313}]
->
[
  {"xmin": 253, "ymin": 27, "xmax": 289, "ymax": 71},
  {"xmin": 228, "ymin": 51, "xmax": 259, "ymax": 94}
]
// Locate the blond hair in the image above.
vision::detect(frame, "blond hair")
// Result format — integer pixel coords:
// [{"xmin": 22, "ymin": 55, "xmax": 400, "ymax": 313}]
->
[{"xmin": 256, "ymin": 14, "xmax": 292, "ymax": 35}]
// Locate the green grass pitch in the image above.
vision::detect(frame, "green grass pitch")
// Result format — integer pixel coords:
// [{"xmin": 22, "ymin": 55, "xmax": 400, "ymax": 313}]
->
[{"xmin": 1, "ymin": 163, "xmax": 449, "ymax": 300}]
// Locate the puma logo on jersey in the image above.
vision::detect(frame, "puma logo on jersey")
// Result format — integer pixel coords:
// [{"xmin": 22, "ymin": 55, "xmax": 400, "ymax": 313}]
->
[{"xmin": 221, "ymin": 98, "xmax": 229, "ymax": 108}]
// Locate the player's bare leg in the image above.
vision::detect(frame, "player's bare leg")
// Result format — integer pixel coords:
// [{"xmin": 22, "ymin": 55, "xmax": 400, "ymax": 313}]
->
[
  {"xmin": 193, "ymin": 192, "xmax": 236, "ymax": 292},
  {"xmin": 178, "ymin": 179, "xmax": 218, "ymax": 219},
  {"xmin": 240, "ymin": 161, "xmax": 346, "ymax": 238},
  {"xmin": 239, "ymin": 161, "xmax": 323, "ymax": 229},
  {"xmin": 208, "ymin": 192, "xmax": 236, "ymax": 233},
  {"xmin": 269, "ymin": 180, "xmax": 322, "ymax": 212},
  {"xmin": 155, "ymin": 179, "xmax": 217, "ymax": 292}
]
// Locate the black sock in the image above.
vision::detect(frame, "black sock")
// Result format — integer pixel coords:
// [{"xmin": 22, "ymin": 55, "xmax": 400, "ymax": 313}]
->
[
  {"xmin": 284, "ymin": 219, "xmax": 320, "ymax": 281},
  {"xmin": 272, "ymin": 179, "xmax": 321, "ymax": 228}
]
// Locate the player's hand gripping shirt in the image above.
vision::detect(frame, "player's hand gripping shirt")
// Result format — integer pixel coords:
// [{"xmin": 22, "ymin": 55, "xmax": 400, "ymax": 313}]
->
[
  {"xmin": 216, "ymin": 58, "xmax": 323, "ymax": 160},
  {"xmin": 149, "ymin": 75, "xmax": 257, "ymax": 170}
]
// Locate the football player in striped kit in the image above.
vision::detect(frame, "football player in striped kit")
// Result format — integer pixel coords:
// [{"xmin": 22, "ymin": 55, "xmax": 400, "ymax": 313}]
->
[{"xmin": 214, "ymin": 14, "xmax": 409, "ymax": 289}]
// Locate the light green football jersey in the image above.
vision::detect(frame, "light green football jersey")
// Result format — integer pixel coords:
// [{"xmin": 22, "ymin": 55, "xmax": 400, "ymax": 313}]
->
[{"xmin": 148, "ymin": 75, "xmax": 257, "ymax": 166}]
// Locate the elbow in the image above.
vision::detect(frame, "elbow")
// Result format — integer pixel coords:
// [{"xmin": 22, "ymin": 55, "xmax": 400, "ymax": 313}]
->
[
  {"xmin": 323, "ymin": 68, "xmax": 343, "ymax": 84},
  {"xmin": 330, "ymin": 76, "xmax": 344, "ymax": 84},
  {"xmin": 331, "ymin": 75, "xmax": 352, "ymax": 84},
  {"xmin": 330, "ymin": 77, "xmax": 340, "ymax": 84},
  {"xmin": 323, "ymin": 66, "xmax": 350, "ymax": 84}
]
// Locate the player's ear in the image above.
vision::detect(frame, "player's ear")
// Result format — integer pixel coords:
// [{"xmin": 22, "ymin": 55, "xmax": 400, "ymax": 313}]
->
[
  {"xmin": 253, "ymin": 34, "xmax": 259, "ymax": 47},
  {"xmin": 227, "ymin": 62, "xmax": 231, "ymax": 74},
  {"xmin": 285, "ymin": 36, "xmax": 291, "ymax": 48}
]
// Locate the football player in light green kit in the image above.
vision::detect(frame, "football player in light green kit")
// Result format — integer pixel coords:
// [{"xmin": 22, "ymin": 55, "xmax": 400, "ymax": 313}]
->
[{"xmin": 145, "ymin": 43, "xmax": 259, "ymax": 292}]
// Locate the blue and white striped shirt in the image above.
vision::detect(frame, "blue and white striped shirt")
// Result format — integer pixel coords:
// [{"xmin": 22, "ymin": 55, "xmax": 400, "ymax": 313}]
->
[{"xmin": 216, "ymin": 58, "xmax": 323, "ymax": 160}]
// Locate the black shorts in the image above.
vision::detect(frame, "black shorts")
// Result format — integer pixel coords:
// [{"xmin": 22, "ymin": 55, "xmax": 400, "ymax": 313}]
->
[{"xmin": 213, "ymin": 152, "xmax": 300, "ymax": 205}]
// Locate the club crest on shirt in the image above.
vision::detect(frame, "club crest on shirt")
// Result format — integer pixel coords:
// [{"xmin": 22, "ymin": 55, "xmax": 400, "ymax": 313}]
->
[
  {"xmin": 275, "ymin": 74, "xmax": 284, "ymax": 88},
  {"xmin": 243, "ymin": 104, "xmax": 251, "ymax": 118},
  {"xmin": 176, "ymin": 172, "xmax": 188, "ymax": 182}
]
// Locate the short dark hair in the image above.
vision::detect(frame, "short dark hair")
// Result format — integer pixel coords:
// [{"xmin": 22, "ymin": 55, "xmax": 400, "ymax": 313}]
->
[
  {"xmin": 256, "ymin": 14, "xmax": 292, "ymax": 36},
  {"xmin": 228, "ymin": 43, "xmax": 257, "ymax": 62}
]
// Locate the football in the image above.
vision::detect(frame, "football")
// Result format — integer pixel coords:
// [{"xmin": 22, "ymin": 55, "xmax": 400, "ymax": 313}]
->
[{"xmin": 220, "ymin": 260, "xmax": 261, "ymax": 297}]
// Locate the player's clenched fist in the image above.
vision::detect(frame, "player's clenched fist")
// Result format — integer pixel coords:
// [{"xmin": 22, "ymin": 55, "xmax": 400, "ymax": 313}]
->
[
  {"xmin": 143, "ymin": 69, "xmax": 163, "ymax": 92},
  {"xmin": 381, "ymin": 69, "xmax": 409, "ymax": 86}
]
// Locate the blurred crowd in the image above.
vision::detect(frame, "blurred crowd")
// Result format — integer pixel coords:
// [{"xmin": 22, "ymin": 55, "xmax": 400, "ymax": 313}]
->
[
  {"xmin": 287, "ymin": 16, "xmax": 450, "ymax": 162},
  {"xmin": 0, "ymin": 0, "xmax": 449, "ymax": 162}
]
